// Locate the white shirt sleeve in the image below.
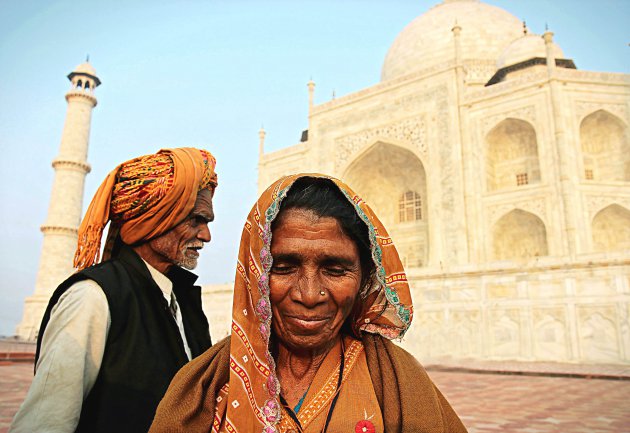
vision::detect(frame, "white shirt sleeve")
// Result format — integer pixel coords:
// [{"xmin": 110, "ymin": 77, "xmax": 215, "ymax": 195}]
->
[{"xmin": 10, "ymin": 279, "xmax": 110, "ymax": 433}]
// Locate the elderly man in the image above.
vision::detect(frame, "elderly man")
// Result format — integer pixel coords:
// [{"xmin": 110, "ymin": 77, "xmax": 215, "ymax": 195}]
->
[{"xmin": 11, "ymin": 148, "xmax": 218, "ymax": 433}]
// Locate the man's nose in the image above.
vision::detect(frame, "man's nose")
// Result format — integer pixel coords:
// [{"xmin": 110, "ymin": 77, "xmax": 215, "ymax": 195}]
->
[{"xmin": 197, "ymin": 223, "xmax": 211, "ymax": 242}]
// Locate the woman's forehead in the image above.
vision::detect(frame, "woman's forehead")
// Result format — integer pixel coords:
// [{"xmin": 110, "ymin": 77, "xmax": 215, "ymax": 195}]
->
[{"xmin": 272, "ymin": 208, "xmax": 344, "ymax": 238}]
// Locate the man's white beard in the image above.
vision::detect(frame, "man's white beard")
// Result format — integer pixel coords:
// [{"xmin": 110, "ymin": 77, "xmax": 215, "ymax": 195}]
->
[{"xmin": 177, "ymin": 241, "xmax": 203, "ymax": 270}]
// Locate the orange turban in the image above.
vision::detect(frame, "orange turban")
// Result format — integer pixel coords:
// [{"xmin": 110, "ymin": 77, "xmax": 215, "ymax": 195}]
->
[{"xmin": 74, "ymin": 147, "xmax": 218, "ymax": 270}]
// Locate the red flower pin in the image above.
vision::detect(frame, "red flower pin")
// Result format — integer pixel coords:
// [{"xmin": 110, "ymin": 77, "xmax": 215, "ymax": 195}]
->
[{"xmin": 355, "ymin": 419, "xmax": 376, "ymax": 433}]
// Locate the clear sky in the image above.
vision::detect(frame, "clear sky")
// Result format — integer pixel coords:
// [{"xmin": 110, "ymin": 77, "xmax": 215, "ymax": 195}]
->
[{"xmin": 0, "ymin": 0, "xmax": 628, "ymax": 336}]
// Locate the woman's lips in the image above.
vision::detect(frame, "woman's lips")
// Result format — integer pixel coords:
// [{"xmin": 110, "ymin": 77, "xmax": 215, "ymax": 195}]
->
[{"xmin": 285, "ymin": 315, "xmax": 330, "ymax": 331}]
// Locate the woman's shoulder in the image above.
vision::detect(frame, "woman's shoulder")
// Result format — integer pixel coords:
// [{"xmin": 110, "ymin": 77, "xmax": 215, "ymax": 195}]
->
[
  {"xmin": 361, "ymin": 332, "xmax": 427, "ymax": 372},
  {"xmin": 188, "ymin": 335, "xmax": 231, "ymax": 369}
]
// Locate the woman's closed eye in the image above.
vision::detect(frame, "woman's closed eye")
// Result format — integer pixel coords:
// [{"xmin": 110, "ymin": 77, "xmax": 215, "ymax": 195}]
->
[
  {"xmin": 271, "ymin": 264, "xmax": 296, "ymax": 274},
  {"xmin": 324, "ymin": 266, "xmax": 348, "ymax": 276}
]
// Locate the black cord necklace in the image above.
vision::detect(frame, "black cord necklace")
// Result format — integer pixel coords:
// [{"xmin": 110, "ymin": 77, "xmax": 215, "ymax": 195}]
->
[{"xmin": 279, "ymin": 338, "xmax": 346, "ymax": 433}]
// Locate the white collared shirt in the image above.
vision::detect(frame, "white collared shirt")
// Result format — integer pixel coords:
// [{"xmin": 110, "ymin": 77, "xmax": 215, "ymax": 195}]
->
[
  {"xmin": 143, "ymin": 258, "xmax": 192, "ymax": 360},
  {"xmin": 10, "ymin": 261, "xmax": 192, "ymax": 433}
]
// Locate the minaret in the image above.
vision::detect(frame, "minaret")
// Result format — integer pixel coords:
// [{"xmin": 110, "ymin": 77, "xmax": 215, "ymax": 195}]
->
[
  {"xmin": 16, "ymin": 61, "xmax": 101, "ymax": 340},
  {"xmin": 258, "ymin": 126, "xmax": 266, "ymax": 158},
  {"xmin": 307, "ymin": 79, "xmax": 315, "ymax": 114}
]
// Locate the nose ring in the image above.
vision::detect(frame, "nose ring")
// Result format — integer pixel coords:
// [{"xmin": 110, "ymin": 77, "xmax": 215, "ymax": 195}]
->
[{"xmin": 319, "ymin": 290, "xmax": 326, "ymax": 296}]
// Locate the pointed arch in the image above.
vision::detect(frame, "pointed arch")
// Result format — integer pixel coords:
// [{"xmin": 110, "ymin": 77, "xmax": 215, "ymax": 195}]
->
[
  {"xmin": 592, "ymin": 204, "xmax": 630, "ymax": 251},
  {"xmin": 485, "ymin": 118, "xmax": 541, "ymax": 191},
  {"xmin": 343, "ymin": 141, "xmax": 428, "ymax": 267},
  {"xmin": 534, "ymin": 314, "xmax": 568, "ymax": 360},
  {"xmin": 580, "ymin": 110, "xmax": 629, "ymax": 182},
  {"xmin": 492, "ymin": 209, "xmax": 548, "ymax": 260}
]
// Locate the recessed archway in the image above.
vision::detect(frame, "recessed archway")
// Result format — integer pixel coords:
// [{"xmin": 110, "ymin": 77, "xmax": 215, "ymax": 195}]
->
[
  {"xmin": 580, "ymin": 110, "xmax": 629, "ymax": 182},
  {"xmin": 486, "ymin": 118, "xmax": 541, "ymax": 191},
  {"xmin": 492, "ymin": 209, "xmax": 548, "ymax": 260},
  {"xmin": 592, "ymin": 204, "xmax": 630, "ymax": 251},
  {"xmin": 343, "ymin": 142, "xmax": 428, "ymax": 267}
]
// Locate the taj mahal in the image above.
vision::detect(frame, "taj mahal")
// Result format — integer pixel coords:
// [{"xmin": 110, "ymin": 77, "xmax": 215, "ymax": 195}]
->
[{"xmin": 17, "ymin": 0, "xmax": 630, "ymax": 365}]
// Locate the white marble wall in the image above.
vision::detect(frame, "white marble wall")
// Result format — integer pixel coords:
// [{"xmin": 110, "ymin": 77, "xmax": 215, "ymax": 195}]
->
[{"xmin": 257, "ymin": 53, "xmax": 630, "ymax": 364}]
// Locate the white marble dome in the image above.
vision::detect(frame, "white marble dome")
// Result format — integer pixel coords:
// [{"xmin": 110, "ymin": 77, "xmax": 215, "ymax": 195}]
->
[
  {"xmin": 73, "ymin": 62, "xmax": 97, "ymax": 77},
  {"xmin": 381, "ymin": 0, "xmax": 523, "ymax": 81},
  {"xmin": 497, "ymin": 33, "xmax": 564, "ymax": 69}
]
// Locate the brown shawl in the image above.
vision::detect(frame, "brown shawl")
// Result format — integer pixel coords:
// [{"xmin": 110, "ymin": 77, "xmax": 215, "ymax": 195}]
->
[{"xmin": 150, "ymin": 334, "xmax": 467, "ymax": 432}]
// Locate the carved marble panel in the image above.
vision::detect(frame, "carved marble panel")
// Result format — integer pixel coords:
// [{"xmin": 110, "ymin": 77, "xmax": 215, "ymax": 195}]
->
[
  {"xmin": 585, "ymin": 195, "xmax": 630, "ymax": 220},
  {"xmin": 532, "ymin": 309, "xmax": 568, "ymax": 360},
  {"xmin": 575, "ymin": 101, "xmax": 628, "ymax": 124},
  {"xmin": 334, "ymin": 115, "xmax": 427, "ymax": 171},
  {"xmin": 486, "ymin": 197, "xmax": 548, "ymax": 227},
  {"xmin": 489, "ymin": 308, "xmax": 522, "ymax": 358},
  {"xmin": 413, "ymin": 310, "xmax": 447, "ymax": 357},
  {"xmin": 480, "ymin": 105, "xmax": 538, "ymax": 138},
  {"xmin": 577, "ymin": 306, "xmax": 620, "ymax": 362},
  {"xmin": 447, "ymin": 309, "xmax": 482, "ymax": 358}
]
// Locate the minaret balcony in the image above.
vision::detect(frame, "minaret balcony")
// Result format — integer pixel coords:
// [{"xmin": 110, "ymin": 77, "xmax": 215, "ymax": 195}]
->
[
  {"xmin": 65, "ymin": 89, "xmax": 97, "ymax": 106},
  {"xmin": 51, "ymin": 158, "xmax": 92, "ymax": 173}
]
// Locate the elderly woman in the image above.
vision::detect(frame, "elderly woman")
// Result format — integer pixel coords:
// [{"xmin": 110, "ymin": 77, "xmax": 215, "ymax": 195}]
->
[{"xmin": 150, "ymin": 175, "xmax": 467, "ymax": 433}]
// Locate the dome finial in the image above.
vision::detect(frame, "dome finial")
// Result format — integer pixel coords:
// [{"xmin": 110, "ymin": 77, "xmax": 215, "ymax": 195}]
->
[
  {"xmin": 522, "ymin": 21, "xmax": 527, "ymax": 35},
  {"xmin": 452, "ymin": 19, "xmax": 462, "ymax": 35}
]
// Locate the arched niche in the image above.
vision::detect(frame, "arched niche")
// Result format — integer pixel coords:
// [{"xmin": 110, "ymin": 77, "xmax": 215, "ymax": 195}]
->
[
  {"xmin": 485, "ymin": 118, "xmax": 541, "ymax": 191},
  {"xmin": 580, "ymin": 110, "xmax": 629, "ymax": 182},
  {"xmin": 343, "ymin": 141, "xmax": 428, "ymax": 267},
  {"xmin": 533, "ymin": 315, "xmax": 568, "ymax": 360},
  {"xmin": 592, "ymin": 204, "xmax": 630, "ymax": 252},
  {"xmin": 579, "ymin": 313, "xmax": 619, "ymax": 362},
  {"xmin": 492, "ymin": 209, "xmax": 548, "ymax": 260}
]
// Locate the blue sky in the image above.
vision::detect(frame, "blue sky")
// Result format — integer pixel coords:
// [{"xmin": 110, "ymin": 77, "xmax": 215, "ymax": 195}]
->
[{"xmin": 0, "ymin": 0, "xmax": 628, "ymax": 336}]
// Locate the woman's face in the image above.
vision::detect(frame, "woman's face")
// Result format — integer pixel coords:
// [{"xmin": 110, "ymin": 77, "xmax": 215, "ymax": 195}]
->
[{"xmin": 269, "ymin": 208, "xmax": 362, "ymax": 355}]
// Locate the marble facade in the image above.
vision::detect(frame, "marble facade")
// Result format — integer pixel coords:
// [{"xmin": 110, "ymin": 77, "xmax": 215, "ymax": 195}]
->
[{"xmin": 256, "ymin": 0, "xmax": 630, "ymax": 363}]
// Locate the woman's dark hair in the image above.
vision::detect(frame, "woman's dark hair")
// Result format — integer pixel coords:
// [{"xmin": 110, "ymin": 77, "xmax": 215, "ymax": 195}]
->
[{"xmin": 272, "ymin": 177, "xmax": 374, "ymax": 290}]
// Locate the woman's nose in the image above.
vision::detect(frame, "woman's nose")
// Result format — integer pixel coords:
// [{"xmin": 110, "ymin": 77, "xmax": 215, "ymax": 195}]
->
[{"xmin": 295, "ymin": 272, "xmax": 325, "ymax": 306}]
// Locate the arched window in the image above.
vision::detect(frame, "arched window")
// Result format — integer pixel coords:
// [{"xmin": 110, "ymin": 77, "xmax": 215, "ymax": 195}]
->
[
  {"xmin": 85, "ymin": 81, "xmax": 91, "ymax": 90},
  {"xmin": 592, "ymin": 204, "xmax": 630, "ymax": 251},
  {"xmin": 580, "ymin": 110, "xmax": 629, "ymax": 182},
  {"xmin": 486, "ymin": 118, "xmax": 541, "ymax": 191},
  {"xmin": 398, "ymin": 191, "xmax": 422, "ymax": 222},
  {"xmin": 492, "ymin": 209, "xmax": 548, "ymax": 260},
  {"xmin": 344, "ymin": 142, "xmax": 429, "ymax": 267},
  {"xmin": 77, "ymin": 79, "xmax": 83, "ymax": 89}
]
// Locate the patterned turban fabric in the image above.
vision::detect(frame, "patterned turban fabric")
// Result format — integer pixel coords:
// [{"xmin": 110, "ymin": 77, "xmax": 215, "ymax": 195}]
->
[{"xmin": 74, "ymin": 147, "xmax": 218, "ymax": 270}]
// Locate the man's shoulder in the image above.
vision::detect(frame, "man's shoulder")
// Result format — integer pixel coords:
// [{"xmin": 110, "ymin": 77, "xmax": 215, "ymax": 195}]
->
[
  {"xmin": 70, "ymin": 257, "xmax": 146, "ymax": 305},
  {"xmin": 80, "ymin": 257, "xmax": 127, "ymax": 278}
]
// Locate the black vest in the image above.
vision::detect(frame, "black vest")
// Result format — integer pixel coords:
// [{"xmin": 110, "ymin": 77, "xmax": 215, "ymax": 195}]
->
[{"xmin": 35, "ymin": 246, "xmax": 212, "ymax": 433}]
